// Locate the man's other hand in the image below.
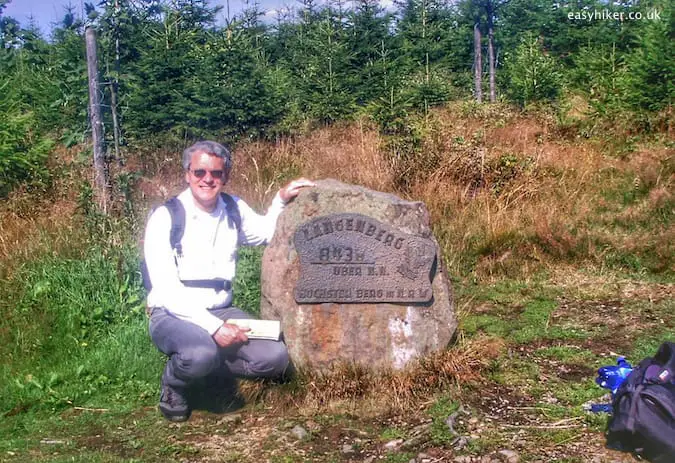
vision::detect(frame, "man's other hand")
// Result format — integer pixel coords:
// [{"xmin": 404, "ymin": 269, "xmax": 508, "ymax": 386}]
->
[
  {"xmin": 279, "ymin": 178, "xmax": 315, "ymax": 203},
  {"xmin": 213, "ymin": 323, "xmax": 250, "ymax": 348}
]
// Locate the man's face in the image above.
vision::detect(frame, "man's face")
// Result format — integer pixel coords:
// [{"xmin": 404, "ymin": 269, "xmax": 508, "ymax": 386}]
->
[{"xmin": 185, "ymin": 151, "xmax": 229, "ymax": 212}]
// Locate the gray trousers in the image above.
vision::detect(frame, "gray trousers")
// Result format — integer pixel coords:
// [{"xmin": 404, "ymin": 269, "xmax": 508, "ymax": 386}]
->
[{"xmin": 149, "ymin": 307, "xmax": 289, "ymax": 389}]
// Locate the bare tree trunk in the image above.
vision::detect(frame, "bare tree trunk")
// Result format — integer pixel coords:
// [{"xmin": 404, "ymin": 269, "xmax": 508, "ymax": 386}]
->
[
  {"xmin": 487, "ymin": 3, "xmax": 496, "ymax": 103},
  {"xmin": 423, "ymin": 0, "xmax": 429, "ymax": 114},
  {"xmin": 110, "ymin": 0, "xmax": 122, "ymax": 165},
  {"xmin": 474, "ymin": 23, "xmax": 482, "ymax": 103},
  {"xmin": 85, "ymin": 26, "xmax": 109, "ymax": 213},
  {"xmin": 108, "ymin": 61, "xmax": 121, "ymax": 164}
]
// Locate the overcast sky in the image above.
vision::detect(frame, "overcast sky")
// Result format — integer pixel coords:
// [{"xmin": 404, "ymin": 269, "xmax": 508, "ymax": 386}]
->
[{"xmin": 3, "ymin": 0, "xmax": 366, "ymax": 37}]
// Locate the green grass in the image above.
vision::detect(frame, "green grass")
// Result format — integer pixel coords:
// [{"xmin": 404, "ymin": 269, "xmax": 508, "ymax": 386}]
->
[
  {"xmin": 427, "ymin": 395, "xmax": 461, "ymax": 446},
  {"xmin": 462, "ymin": 294, "xmax": 589, "ymax": 345},
  {"xmin": 0, "ymin": 244, "xmax": 164, "ymax": 459},
  {"xmin": 448, "ymin": 273, "xmax": 673, "ymax": 460},
  {"xmin": 0, "ymin": 236, "xmax": 276, "ymax": 461},
  {"xmin": 533, "ymin": 346, "xmax": 597, "ymax": 364},
  {"xmin": 552, "ymin": 379, "xmax": 604, "ymax": 406},
  {"xmin": 1, "ymin": 405, "xmax": 209, "ymax": 462},
  {"xmin": 631, "ymin": 329, "xmax": 675, "ymax": 363},
  {"xmin": 490, "ymin": 356, "xmax": 541, "ymax": 386},
  {"xmin": 379, "ymin": 427, "xmax": 407, "ymax": 441},
  {"xmin": 0, "ymin": 238, "xmax": 267, "ymax": 413},
  {"xmin": 233, "ymin": 246, "xmax": 264, "ymax": 316}
]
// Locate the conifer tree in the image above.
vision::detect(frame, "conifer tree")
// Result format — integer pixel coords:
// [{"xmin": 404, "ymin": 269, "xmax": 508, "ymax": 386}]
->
[
  {"xmin": 0, "ymin": 4, "xmax": 55, "ymax": 196},
  {"xmin": 623, "ymin": 2, "xmax": 673, "ymax": 113},
  {"xmin": 503, "ymin": 33, "xmax": 560, "ymax": 106},
  {"xmin": 124, "ymin": 0, "xmax": 220, "ymax": 137},
  {"xmin": 570, "ymin": 43, "xmax": 626, "ymax": 117},
  {"xmin": 278, "ymin": 1, "xmax": 354, "ymax": 123},
  {"xmin": 394, "ymin": 0, "xmax": 453, "ymax": 111},
  {"xmin": 347, "ymin": 0, "xmax": 394, "ymax": 105}
]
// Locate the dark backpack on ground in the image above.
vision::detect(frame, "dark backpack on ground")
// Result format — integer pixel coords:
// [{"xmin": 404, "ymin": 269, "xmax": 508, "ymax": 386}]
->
[
  {"xmin": 606, "ymin": 341, "xmax": 675, "ymax": 462},
  {"xmin": 140, "ymin": 192, "xmax": 241, "ymax": 292}
]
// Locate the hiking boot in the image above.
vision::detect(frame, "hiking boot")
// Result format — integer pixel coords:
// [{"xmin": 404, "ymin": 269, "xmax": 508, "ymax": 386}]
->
[{"xmin": 159, "ymin": 383, "xmax": 191, "ymax": 422}]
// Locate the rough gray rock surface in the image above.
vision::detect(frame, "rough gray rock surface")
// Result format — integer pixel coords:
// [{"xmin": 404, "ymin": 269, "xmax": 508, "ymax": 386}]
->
[{"xmin": 260, "ymin": 179, "xmax": 456, "ymax": 370}]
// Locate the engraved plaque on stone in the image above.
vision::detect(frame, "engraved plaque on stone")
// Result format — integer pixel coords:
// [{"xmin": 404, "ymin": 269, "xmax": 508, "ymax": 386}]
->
[{"xmin": 294, "ymin": 213, "xmax": 436, "ymax": 303}]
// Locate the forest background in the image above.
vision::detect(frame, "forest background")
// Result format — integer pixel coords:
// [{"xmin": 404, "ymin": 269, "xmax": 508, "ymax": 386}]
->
[{"xmin": 0, "ymin": 0, "xmax": 673, "ymax": 461}]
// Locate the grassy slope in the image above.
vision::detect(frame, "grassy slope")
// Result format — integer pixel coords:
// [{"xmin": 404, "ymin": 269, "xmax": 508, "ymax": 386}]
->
[{"xmin": 0, "ymin": 104, "xmax": 672, "ymax": 462}]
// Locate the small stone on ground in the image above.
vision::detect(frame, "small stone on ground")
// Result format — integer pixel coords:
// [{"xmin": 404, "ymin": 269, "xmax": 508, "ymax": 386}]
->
[{"xmin": 290, "ymin": 425, "xmax": 308, "ymax": 440}]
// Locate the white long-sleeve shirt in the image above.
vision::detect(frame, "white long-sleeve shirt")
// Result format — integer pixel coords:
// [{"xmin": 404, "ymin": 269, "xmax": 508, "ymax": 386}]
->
[{"xmin": 144, "ymin": 188, "xmax": 285, "ymax": 335}]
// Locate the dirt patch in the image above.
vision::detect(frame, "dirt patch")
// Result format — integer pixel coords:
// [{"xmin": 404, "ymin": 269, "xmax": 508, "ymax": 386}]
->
[
  {"xmin": 556, "ymin": 363, "xmax": 596, "ymax": 382},
  {"xmin": 458, "ymin": 385, "xmax": 638, "ymax": 463},
  {"xmin": 75, "ymin": 427, "xmax": 141, "ymax": 460},
  {"xmin": 182, "ymin": 412, "xmax": 288, "ymax": 461},
  {"xmin": 550, "ymin": 297, "xmax": 673, "ymax": 355},
  {"xmin": 549, "ymin": 268, "xmax": 674, "ymax": 302},
  {"xmin": 465, "ymin": 384, "xmax": 536, "ymax": 426},
  {"xmin": 180, "ymin": 411, "xmax": 401, "ymax": 462},
  {"xmin": 552, "ymin": 299, "xmax": 627, "ymax": 327}
]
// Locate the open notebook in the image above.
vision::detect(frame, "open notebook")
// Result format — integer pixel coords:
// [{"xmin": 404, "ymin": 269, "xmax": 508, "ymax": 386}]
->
[{"xmin": 226, "ymin": 319, "xmax": 281, "ymax": 341}]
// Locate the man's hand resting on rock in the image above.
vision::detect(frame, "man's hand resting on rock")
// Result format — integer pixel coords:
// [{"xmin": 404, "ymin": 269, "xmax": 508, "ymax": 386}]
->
[{"xmin": 279, "ymin": 178, "xmax": 315, "ymax": 203}]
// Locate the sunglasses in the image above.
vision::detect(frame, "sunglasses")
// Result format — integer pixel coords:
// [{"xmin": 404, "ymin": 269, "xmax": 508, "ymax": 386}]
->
[{"xmin": 190, "ymin": 169, "xmax": 226, "ymax": 180}]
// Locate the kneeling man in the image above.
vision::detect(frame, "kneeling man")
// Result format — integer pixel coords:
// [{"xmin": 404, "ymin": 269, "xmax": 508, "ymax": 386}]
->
[{"xmin": 143, "ymin": 140, "xmax": 313, "ymax": 421}]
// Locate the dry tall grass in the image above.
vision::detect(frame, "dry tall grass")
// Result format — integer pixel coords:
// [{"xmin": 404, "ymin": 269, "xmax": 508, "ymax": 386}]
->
[
  {"xmin": 116, "ymin": 104, "xmax": 672, "ymax": 280},
  {"xmin": 0, "ymin": 145, "xmax": 87, "ymax": 277},
  {"xmin": 228, "ymin": 122, "xmax": 394, "ymax": 209},
  {"xmin": 240, "ymin": 335, "xmax": 504, "ymax": 416},
  {"xmin": 226, "ymin": 103, "xmax": 673, "ymax": 278},
  {"xmin": 3, "ymin": 104, "xmax": 671, "ymax": 280}
]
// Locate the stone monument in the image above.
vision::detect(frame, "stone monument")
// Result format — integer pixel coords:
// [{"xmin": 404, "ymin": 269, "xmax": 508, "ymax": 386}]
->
[{"xmin": 260, "ymin": 179, "xmax": 456, "ymax": 370}]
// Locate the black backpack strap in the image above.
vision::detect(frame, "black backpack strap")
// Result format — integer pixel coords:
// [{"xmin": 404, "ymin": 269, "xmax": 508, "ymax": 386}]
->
[
  {"xmin": 141, "ymin": 197, "xmax": 184, "ymax": 292},
  {"xmin": 220, "ymin": 193, "xmax": 242, "ymax": 242},
  {"xmin": 164, "ymin": 197, "xmax": 186, "ymax": 257},
  {"xmin": 653, "ymin": 342, "xmax": 675, "ymax": 367},
  {"xmin": 648, "ymin": 341, "xmax": 675, "ymax": 384},
  {"xmin": 182, "ymin": 278, "xmax": 232, "ymax": 292}
]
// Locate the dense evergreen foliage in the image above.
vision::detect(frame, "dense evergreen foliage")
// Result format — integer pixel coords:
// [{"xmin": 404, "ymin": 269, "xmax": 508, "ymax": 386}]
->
[{"xmin": 0, "ymin": 0, "xmax": 672, "ymax": 194}]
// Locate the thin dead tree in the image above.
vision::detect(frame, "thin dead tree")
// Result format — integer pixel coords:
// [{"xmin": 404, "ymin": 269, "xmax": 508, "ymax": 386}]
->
[
  {"xmin": 472, "ymin": 0, "xmax": 508, "ymax": 104},
  {"xmin": 486, "ymin": 0, "xmax": 496, "ymax": 102},
  {"xmin": 85, "ymin": 25, "xmax": 109, "ymax": 213},
  {"xmin": 109, "ymin": 0, "xmax": 122, "ymax": 164},
  {"xmin": 474, "ymin": 22, "xmax": 482, "ymax": 103},
  {"xmin": 479, "ymin": 0, "xmax": 508, "ymax": 103}
]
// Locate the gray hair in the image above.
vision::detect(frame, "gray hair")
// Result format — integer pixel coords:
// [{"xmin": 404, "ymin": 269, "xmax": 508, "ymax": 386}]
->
[{"xmin": 182, "ymin": 141, "xmax": 233, "ymax": 171}]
